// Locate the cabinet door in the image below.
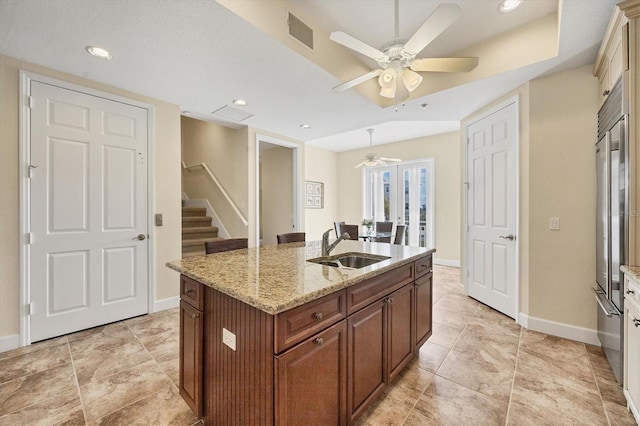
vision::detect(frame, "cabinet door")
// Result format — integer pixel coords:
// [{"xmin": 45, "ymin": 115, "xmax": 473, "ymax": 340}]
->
[
  {"xmin": 415, "ymin": 272, "xmax": 433, "ymax": 348},
  {"xmin": 347, "ymin": 300, "xmax": 386, "ymax": 422},
  {"xmin": 275, "ymin": 321, "xmax": 347, "ymax": 426},
  {"xmin": 387, "ymin": 284, "xmax": 414, "ymax": 382},
  {"xmin": 179, "ymin": 300, "xmax": 203, "ymax": 418},
  {"xmin": 625, "ymin": 301, "xmax": 640, "ymax": 419}
]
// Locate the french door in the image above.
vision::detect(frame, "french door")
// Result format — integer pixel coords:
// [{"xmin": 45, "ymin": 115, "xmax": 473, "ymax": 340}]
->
[{"xmin": 363, "ymin": 160, "xmax": 434, "ymax": 248}]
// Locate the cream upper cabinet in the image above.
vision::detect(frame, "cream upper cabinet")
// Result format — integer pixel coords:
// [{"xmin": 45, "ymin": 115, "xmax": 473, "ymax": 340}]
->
[
  {"xmin": 594, "ymin": 8, "xmax": 628, "ymax": 106},
  {"xmin": 624, "ymin": 272, "xmax": 640, "ymax": 424}
]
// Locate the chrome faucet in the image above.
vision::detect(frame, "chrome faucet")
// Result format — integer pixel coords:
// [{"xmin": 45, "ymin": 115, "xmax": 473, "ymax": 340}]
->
[{"xmin": 322, "ymin": 229, "xmax": 350, "ymax": 257}]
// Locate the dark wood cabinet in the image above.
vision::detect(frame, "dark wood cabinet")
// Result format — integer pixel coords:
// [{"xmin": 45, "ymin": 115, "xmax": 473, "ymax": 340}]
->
[
  {"xmin": 178, "ymin": 252, "xmax": 433, "ymax": 425},
  {"xmin": 179, "ymin": 299, "xmax": 203, "ymax": 417},
  {"xmin": 414, "ymin": 272, "xmax": 433, "ymax": 348},
  {"xmin": 387, "ymin": 284, "xmax": 414, "ymax": 382},
  {"xmin": 275, "ymin": 321, "xmax": 347, "ymax": 426},
  {"xmin": 347, "ymin": 300, "xmax": 386, "ymax": 421}
]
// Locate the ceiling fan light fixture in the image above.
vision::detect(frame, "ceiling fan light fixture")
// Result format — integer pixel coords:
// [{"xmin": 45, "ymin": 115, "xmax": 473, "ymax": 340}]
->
[
  {"xmin": 379, "ymin": 85, "xmax": 396, "ymax": 99},
  {"xmin": 402, "ymin": 69, "xmax": 423, "ymax": 92},
  {"xmin": 378, "ymin": 68, "xmax": 396, "ymax": 88},
  {"xmin": 499, "ymin": 0, "xmax": 523, "ymax": 13}
]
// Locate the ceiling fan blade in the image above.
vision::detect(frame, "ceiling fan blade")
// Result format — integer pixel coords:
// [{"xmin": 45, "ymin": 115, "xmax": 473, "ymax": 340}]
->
[
  {"xmin": 376, "ymin": 159, "xmax": 389, "ymax": 166},
  {"xmin": 379, "ymin": 157, "xmax": 402, "ymax": 163},
  {"xmin": 330, "ymin": 31, "xmax": 387, "ymax": 60},
  {"xmin": 333, "ymin": 69, "xmax": 383, "ymax": 93},
  {"xmin": 354, "ymin": 159, "xmax": 369, "ymax": 168},
  {"xmin": 403, "ymin": 4, "xmax": 462, "ymax": 55},
  {"xmin": 410, "ymin": 57, "xmax": 479, "ymax": 72}
]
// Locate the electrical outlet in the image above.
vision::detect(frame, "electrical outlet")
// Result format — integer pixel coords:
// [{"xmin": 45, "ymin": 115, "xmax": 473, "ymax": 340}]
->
[
  {"xmin": 222, "ymin": 328, "xmax": 236, "ymax": 351},
  {"xmin": 154, "ymin": 213, "xmax": 163, "ymax": 226},
  {"xmin": 549, "ymin": 217, "xmax": 560, "ymax": 230}
]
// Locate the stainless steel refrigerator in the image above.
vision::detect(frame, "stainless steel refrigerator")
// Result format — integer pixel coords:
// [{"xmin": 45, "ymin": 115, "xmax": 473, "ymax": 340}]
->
[{"xmin": 595, "ymin": 74, "xmax": 628, "ymax": 384}]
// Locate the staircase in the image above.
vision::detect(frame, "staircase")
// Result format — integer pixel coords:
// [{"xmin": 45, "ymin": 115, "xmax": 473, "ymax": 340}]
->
[{"xmin": 182, "ymin": 207, "xmax": 223, "ymax": 258}]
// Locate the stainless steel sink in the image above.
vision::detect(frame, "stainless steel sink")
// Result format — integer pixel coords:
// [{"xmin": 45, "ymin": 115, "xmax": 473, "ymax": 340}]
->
[{"xmin": 307, "ymin": 252, "xmax": 391, "ymax": 269}]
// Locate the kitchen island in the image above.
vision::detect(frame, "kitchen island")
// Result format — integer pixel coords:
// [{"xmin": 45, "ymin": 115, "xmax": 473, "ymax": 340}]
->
[{"xmin": 167, "ymin": 240, "xmax": 434, "ymax": 425}]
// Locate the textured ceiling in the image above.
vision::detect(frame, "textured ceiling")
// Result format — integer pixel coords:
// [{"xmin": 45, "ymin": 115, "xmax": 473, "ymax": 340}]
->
[{"xmin": 0, "ymin": 0, "xmax": 617, "ymax": 151}]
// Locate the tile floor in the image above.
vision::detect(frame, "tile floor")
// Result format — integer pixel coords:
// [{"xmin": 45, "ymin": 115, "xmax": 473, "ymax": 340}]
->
[{"xmin": 0, "ymin": 265, "xmax": 637, "ymax": 425}]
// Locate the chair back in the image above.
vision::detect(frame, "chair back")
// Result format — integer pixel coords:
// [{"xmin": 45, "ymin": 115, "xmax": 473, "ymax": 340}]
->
[
  {"xmin": 393, "ymin": 225, "xmax": 406, "ymax": 245},
  {"xmin": 341, "ymin": 224, "xmax": 359, "ymax": 240},
  {"xmin": 277, "ymin": 232, "xmax": 306, "ymax": 244},
  {"xmin": 205, "ymin": 238, "xmax": 248, "ymax": 254},
  {"xmin": 334, "ymin": 221, "xmax": 345, "ymax": 239},
  {"xmin": 375, "ymin": 221, "xmax": 393, "ymax": 243}
]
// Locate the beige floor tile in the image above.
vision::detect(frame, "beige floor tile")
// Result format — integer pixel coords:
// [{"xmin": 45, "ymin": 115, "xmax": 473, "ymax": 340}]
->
[
  {"xmin": 432, "ymin": 307, "xmax": 473, "ymax": 328},
  {"xmin": 385, "ymin": 361, "xmax": 434, "ymax": 400},
  {"xmin": 80, "ymin": 359, "xmax": 172, "ymax": 421},
  {"xmin": 428, "ymin": 323, "xmax": 463, "ymax": 348},
  {"xmin": 404, "ymin": 375, "xmax": 508, "ymax": 425},
  {"xmin": 0, "ymin": 336, "xmax": 68, "ymax": 361},
  {"xmin": 0, "ymin": 343, "xmax": 71, "ymax": 384},
  {"xmin": 416, "ymin": 341, "xmax": 449, "ymax": 373},
  {"xmin": 136, "ymin": 328, "xmax": 179, "ymax": 364},
  {"xmin": 593, "ymin": 370, "xmax": 628, "ymax": 406},
  {"xmin": 519, "ymin": 328, "xmax": 586, "ymax": 356},
  {"xmin": 453, "ymin": 321, "xmax": 520, "ymax": 361},
  {"xmin": 159, "ymin": 358, "xmax": 180, "ymax": 387},
  {"xmin": 433, "ymin": 294, "xmax": 479, "ymax": 316},
  {"xmin": 603, "ymin": 400, "xmax": 638, "ymax": 426},
  {"xmin": 0, "ymin": 389, "xmax": 84, "ymax": 426},
  {"xmin": 436, "ymin": 347, "xmax": 515, "ymax": 403},
  {"xmin": 352, "ymin": 385, "xmax": 415, "ymax": 426},
  {"xmin": 0, "ymin": 363, "xmax": 77, "ymax": 416},
  {"xmin": 90, "ymin": 385, "xmax": 197, "ymax": 425}
]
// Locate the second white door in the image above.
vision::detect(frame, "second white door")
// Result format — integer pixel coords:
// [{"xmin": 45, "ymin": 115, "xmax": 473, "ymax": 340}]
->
[{"xmin": 465, "ymin": 101, "xmax": 518, "ymax": 318}]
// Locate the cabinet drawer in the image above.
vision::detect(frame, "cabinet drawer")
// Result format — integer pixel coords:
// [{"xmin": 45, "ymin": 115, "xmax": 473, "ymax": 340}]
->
[
  {"xmin": 626, "ymin": 275, "xmax": 640, "ymax": 311},
  {"xmin": 346, "ymin": 263, "xmax": 414, "ymax": 314},
  {"xmin": 414, "ymin": 255, "xmax": 432, "ymax": 279},
  {"xmin": 275, "ymin": 290, "xmax": 346, "ymax": 353},
  {"xmin": 181, "ymin": 275, "xmax": 204, "ymax": 311}
]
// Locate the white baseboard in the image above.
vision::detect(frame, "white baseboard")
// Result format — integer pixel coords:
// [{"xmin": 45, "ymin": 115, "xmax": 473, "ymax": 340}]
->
[
  {"xmin": 434, "ymin": 258, "xmax": 460, "ymax": 268},
  {"xmin": 154, "ymin": 296, "xmax": 180, "ymax": 313},
  {"xmin": 0, "ymin": 334, "xmax": 20, "ymax": 353},
  {"xmin": 518, "ymin": 313, "xmax": 600, "ymax": 346}
]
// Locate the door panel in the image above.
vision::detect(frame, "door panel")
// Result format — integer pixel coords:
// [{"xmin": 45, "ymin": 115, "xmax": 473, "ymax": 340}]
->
[
  {"xmin": 466, "ymin": 102, "xmax": 517, "ymax": 318},
  {"xmin": 29, "ymin": 81, "xmax": 148, "ymax": 342}
]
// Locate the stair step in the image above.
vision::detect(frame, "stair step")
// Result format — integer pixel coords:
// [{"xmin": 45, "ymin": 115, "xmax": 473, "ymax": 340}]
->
[
  {"xmin": 182, "ymin": 216, "xmax": 212, "ymax": 227},
  {"xmin": 182, "ymin": 250, "xmax": 205, "ymax": 258},
  {"xmin": 182, "ymin": 207, "xmax": 207, "ymax": 217},
  {"xmin": 182, "ymin": 226, "xmax": 219, "ymax": 239},
  {"xmin": 182, "ymin": 237, "xmax": 225, "ymax": 248}
]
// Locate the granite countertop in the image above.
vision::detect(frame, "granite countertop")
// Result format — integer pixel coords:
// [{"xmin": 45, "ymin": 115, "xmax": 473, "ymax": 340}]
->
[
  {"xmin": 622, "ymin": 265, "xmax": 640, "ymax": 284},
  {"xmin": 166, "ymin": 240, "xmax": 434, "ymax": 315}
]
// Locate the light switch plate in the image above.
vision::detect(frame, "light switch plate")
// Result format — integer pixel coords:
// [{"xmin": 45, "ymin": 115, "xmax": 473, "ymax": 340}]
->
[
  {"xmin": 154, "ymin": 213, "xmax": 163, "ymax": 226},
  {"xmin": 549, "ymin": 217, "xmax": 560, "ymax": 230},
  {"xmin": 222, "ymin": 328, "xmax": 236, "ymax": 351}
]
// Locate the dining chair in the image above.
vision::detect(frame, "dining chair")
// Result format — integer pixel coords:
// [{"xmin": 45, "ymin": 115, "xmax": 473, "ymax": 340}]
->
[
  {"xmin": 277, "ymin": 232, "xmax": 306, "ymax": 244},
  {"xmin": 393, "ymin": 225, "xmax": 406, "ymax": 245},
  {"xmin": 205, "ymin": 238, "xmax": 248, "ymax": 254},
  {"xmin": 341, "ymin": 224, "xmax": 359, "ymax": 240},
  {"xmin": 334, "ymin": 221, "xmax": 345, "ymax": 239},
  {"xmin": 375, "ymin": 221, "xmax": 393, "ymax": 243}
]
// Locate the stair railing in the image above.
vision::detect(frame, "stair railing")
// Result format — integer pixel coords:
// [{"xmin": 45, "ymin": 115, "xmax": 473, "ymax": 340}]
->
[{"xmin": 182, "ymin": 161, "xmax": 249, "ymax": 226}]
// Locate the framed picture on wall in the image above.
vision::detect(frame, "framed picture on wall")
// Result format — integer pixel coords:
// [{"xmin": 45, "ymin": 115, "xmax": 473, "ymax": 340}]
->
[{"xmin": 305, "ymin": 181, "xmax": 323, "ymax": 209}]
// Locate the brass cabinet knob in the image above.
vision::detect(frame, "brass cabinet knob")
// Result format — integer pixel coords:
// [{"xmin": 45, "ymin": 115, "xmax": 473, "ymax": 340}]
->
[
  {"xmin": 313, "ymin": 312, "xmax": 323, "ymax": 321},
  {"xmin": 315, "ymin": 337, "xmax": 324, "ymax": 346}
]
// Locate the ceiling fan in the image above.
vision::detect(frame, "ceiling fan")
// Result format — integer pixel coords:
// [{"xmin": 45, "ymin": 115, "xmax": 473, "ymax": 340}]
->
[
  {"xmin": 355, "ymin": 129, "xmax": 401, "ymax": 168},
  {"xmin": 330, "ymin": 1, "xmax": 479, "ymax": 101}
]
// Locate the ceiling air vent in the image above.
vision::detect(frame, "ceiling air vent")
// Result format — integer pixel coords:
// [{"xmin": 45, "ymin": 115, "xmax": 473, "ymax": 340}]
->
[{"xmin": 288, "ymin": 12, "xmax": 313, "ymax": 50}]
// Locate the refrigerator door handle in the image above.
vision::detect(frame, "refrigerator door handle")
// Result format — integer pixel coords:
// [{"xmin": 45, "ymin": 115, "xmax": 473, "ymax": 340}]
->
[{"xmin": 593, "ymin": 287, "xmax": 621, "ymax": 317}]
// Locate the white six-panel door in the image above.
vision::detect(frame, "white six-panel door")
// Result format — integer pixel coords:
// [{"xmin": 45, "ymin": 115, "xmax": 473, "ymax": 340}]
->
[
  {"xmin": 29, "ymin": 81, "xmax": 148, "ymax": 342},
  {"xmin": 465, "ymin": 101, "xmax": 518, "ymax": 319}
]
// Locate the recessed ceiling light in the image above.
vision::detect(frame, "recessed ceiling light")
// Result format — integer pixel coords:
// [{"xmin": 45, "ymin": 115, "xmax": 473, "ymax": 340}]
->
[
  {"xmin": 182, "ymin": 111, "xmax": 192, "ymax": 116},
  {"xmin": 232, "ymin": 99, "xmax": 248, "ymax": 106},
  {"xmin": 499, "ymin": 0, "xmax": 523, "ymax": 13},
  {"xmin": 85, "ymin": 45, "xmax": 113, "ymax": 60},
  {"xmin": 300, "ymin": 124, "xmax": 311, "ymax": 129},
  {"xmin": 419, "ymin": 103, "xmax": 428, "ymax": 109}
]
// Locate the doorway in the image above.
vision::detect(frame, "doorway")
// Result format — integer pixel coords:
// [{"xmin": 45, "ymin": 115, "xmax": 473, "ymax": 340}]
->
[
  {"xmin": 463, "ymin": 98, "xmax": 519, "ymax": 319},
  {"xmin": 21, "ymin": 73, "xmax": 152, "ymax": 344},
  {"xmin": 254, "ymin": 134, "xmax": 300, "ymax": 246},
  {"xmin": 363, "ymin": 160, "xmax": 434, "ymax": 248}
]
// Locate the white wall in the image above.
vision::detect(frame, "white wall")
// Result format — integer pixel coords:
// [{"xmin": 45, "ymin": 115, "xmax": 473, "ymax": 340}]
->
[
  {"xmin": 304, "ymin": 145, "xmax": 339, "ymax": 241},
  {"xmin": 336, "ymin": 132, "xmax": 461, "ymax": 264}
]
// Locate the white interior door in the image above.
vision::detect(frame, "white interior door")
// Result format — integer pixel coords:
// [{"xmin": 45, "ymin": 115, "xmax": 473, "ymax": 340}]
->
[
  {"xmin": 29, "ymin": 81, "xmax": 149, "ymax": 342},
  {"xmin": 465, "ymin": 101, "xmax": 518, "ymax": 318}
]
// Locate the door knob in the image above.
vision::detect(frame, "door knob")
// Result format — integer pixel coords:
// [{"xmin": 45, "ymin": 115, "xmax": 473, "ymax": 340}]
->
[
  {"xmin": 499, "ymin": 234, "xmax": 515, "ymax": 241},
  {"xmin": 133, "ymin": 234, "xmax": 146, "ymax": 241}
]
